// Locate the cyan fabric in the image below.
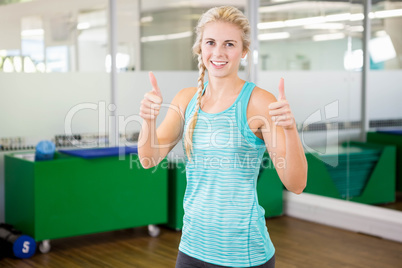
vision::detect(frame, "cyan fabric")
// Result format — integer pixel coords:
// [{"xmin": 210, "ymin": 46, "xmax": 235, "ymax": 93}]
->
[{"xmin": 179, "ymin": 81, "xmax": 275, "ymax": 267}]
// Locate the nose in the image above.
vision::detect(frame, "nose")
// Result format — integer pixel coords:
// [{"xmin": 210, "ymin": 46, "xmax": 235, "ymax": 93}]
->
[{"xmin": 212, "ymin": 45, "xmax": 225, "ymax": 58}]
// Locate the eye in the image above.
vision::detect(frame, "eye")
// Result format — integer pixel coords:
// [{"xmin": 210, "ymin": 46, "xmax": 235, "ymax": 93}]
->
[
  {"xmin": 226, "ymin": 43, "xmax": 234, "ymax": 47},
  {"xmin": 206, "ymin": 41, "xmax": 214, "ymax": 45}
]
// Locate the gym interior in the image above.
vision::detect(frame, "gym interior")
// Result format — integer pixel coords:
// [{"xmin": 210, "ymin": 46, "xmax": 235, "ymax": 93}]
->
[{"xmin": 0, "ymin": 0, "xmax": 401, "ymax": 267}]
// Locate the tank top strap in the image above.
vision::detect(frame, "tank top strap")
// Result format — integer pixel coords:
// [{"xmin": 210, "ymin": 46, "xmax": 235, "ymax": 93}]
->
[{"xmin": 236, "ymin": 82, "xmax": 265, "ymax": 147}]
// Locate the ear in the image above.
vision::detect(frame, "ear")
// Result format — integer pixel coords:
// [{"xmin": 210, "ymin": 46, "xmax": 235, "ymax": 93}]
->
[{"xmin": 242, "ymin": 50, "xmax": 248, "ymax": 59}]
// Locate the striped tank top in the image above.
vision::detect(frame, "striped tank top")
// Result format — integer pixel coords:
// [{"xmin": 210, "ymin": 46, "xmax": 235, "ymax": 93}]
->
[{"xmin": 179, "ymin": 81, "xmax": 275, "ymax": 267}]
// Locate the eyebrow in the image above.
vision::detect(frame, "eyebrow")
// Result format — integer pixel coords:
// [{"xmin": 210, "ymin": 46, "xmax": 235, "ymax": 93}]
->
[{"xmin": 204, "ymin": 38, "xmax": 238, "ymax": 43}]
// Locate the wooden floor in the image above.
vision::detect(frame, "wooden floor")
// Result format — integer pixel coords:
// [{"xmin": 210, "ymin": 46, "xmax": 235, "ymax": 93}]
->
[{"xmin": 2, "ymin": 216, "xmax": 402, "ymax": 268}]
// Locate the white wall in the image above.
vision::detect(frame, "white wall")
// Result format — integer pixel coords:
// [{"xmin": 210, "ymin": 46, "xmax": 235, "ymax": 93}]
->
[{"xmin": 1, "ymin": 70, "xmax": 401, "ymax": 138}]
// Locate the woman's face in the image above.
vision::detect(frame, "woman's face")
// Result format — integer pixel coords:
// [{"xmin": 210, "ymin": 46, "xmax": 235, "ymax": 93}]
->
[{"xmin": 201, "ymin": 21, "xmax": 246, "ymax": 79}]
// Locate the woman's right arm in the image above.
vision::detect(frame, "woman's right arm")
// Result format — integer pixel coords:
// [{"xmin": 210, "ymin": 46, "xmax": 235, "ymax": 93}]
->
[{"xmin": 138, "ymin": 72, "xmax": 189, "ymax": 169}]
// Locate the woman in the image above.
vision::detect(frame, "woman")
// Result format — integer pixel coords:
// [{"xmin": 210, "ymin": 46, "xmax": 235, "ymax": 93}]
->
[{"xmin": 138, "ymin": 6, "xmax": 307, "ymax": 268}]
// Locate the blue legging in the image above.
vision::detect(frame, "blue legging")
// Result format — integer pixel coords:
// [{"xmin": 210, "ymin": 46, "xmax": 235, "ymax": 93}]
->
[{"xmin": 175, "ymin": 251, "xmax": 275, "ymax": 268}]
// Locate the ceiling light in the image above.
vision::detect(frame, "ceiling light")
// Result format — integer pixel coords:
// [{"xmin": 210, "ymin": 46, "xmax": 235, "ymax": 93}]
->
[
  {"xmin": 284, "ymin": 16, "xmax": 325, "ymax": 27},
  {"xmin": 375, "ymin": 9, "xmax": 402, "ymax": 18},
  {"xmin": 350, "ymin": 13, "xmax": 364, "ymax": 21},
  {"xmin": 140, "ymin": 16, "xmax": 153, "ymax": 23},
  {"xmin": 304, "ymin": 23, "xmax": 344, "ymax": 30},
  {"xmin": 141, "ymin": 31, "xmax": 192, "ymax": 43},
  {"xmin": 313, "ymin": 33, "xmax": 345, "ymax": 42},
  {"xmin": 259, "ymin": 8, "xmax": 402, "ymax": 29},
  {"xmin": 258, "ymin": 21, "xmax": 285, "ymax": 30},
  {"xmin": 348, "ymin": 26, "xmax": 364, "ymax": 32},
  {"xmin": 77, "ymin": 22, "xmax": 91, "ymax": 30},
  {"xmin": 166, "ymin": 31, "xmax": 192, "ymax": 40},
  {"xmin": 375, "ymin": 30, "xmax": 387, "ymax": 37},
  {"xmin": 258, "ymin": 32, "xmax": 290, "ymax": 41},
  {"xmin": 325, "ymin": 13, "xmax": 351, "ymax": 22}
]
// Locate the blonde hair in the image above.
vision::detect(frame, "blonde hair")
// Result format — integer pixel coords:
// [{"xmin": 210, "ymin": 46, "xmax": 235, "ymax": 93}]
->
[{"xmin": 184, "ymin": 6, "xmax": 251, "ymax": 160}]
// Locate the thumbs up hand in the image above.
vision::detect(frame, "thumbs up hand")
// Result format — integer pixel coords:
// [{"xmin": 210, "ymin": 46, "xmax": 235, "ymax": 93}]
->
[
  {"xmin": 139, "ymin": 72, "xmax": 163, "ymax": 120},
  {"xmin": 268, "ymin": 78, "xmax": 296, "ymax": 130}
]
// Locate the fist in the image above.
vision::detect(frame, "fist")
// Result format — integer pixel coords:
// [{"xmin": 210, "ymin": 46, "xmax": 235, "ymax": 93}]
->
[
  {"xmin": 268, "ymin": 78, "xmax": 296, "ymax": 130},
  {"xmin": 139, "ymin": 72, "xmax": 163, "ymax": 120}
]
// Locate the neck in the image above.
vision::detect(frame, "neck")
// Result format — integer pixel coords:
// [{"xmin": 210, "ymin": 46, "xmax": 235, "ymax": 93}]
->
[{"xmin": 205, "ymin": 74, "xmax": 244, "ymax": 99}]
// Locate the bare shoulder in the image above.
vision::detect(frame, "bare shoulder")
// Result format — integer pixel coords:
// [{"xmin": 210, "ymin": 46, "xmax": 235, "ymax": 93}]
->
[
  {"xmin": 174, "ymin": 87, "xmax": 197, "ymax": 106},
  {"xmin": 171, "ymin": 87, "xmax": 198, "ymax": 119},
  {"xmin": 176, "ymin": 87, "xmax": 198, "ymax": 100},
  {"xmin": 245, "ymin": 86, "xmax": 278, "ymax": 134},
  {"xmin": 249, "ymin": 86, "xmax": 277, "ymax": 114}
]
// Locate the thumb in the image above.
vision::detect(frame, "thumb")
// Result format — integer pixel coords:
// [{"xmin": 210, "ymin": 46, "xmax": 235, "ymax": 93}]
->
[
  {"xmin": 278, "ymin": 77, "xmax": 286, "ymax": 101},
  {"xmin": 149, "ymin": 71, "xmax": 162, "ymax": 97}
]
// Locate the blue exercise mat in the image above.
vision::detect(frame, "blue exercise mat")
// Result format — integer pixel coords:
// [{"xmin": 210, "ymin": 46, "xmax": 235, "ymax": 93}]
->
[
  {"xmin": 59, "ymin": 146, "xmax": 138, "ymax": 159},
  {"xmin": 377, "ymin": 130, "xmax": 402, "ymax": 135}
]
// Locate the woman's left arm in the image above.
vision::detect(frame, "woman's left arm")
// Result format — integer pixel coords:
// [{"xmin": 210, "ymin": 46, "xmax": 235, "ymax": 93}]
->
[{"xmin": 253, "ymin": 79, "xmax": 308, "ymax": 194}]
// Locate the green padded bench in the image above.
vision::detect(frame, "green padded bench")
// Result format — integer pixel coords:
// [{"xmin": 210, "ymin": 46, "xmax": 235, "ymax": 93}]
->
[
  {"xmin": 367, "ymin": 131, "xmax": 402, "ymax": 191},
  {"xmin": 304, "ymin": 141, "xmax": 396, "ymax": 205},
  {"xmin": 5, "ymin": 151, "xmax": 168, "ymax": 252}
]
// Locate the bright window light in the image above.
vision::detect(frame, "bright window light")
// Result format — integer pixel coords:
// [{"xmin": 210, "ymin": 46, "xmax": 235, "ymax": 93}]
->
[
  {"xmin": 344, "ymin": 49, "xmax": 363, "ymax": 71},
  {"xmin": 105, "ymin": 53, "xmax": 131, "ymax": 72},
  {"xmin": 21, "ymin": 29, "xmax": 44, "ymax": 37},
  {"xmin": 3, "ymin": 57, "xmax": 14, "ymax": 72},
  {"xmin": 36, "ymin": 62, "xmax": 46, "ymax": 73},
  {"xmin": 369, "ymin": 35, "xmax": 397, "ymax": 63},
  {"xmin": 46, "ymin": 46, "xmax": 69, "ymax": 72},
  {"xmin": 13, "ymin": 56, "xmax": 23, "ymax": 72},
  {"xmin": 24, "ymin": 57, "xmax": 36, "ymax": 73}
]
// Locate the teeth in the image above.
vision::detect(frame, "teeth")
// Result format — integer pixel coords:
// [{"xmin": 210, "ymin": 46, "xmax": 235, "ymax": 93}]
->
[{"xmin": 212, "ymin": 61, "xmax": 227, "ymax": 66}]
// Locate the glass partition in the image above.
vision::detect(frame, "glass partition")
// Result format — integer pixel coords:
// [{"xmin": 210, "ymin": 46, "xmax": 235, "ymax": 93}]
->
[
  {"xmin": 368, "ymin": 0, "xmax": 402, "ymax": 212},
  {"xmin": 0, "ymin": 0, "xmax": 110, "ymax": 145},
  {"xmin": 258, "ymin": 0, "xmax": 363, "ymax": 201},
  {"xmin": 257, "ymin": 0, "xmax": 400, "ymax": 210}
]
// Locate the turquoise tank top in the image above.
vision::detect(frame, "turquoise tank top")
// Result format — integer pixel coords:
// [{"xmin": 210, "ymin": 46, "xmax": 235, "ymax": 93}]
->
[{"xmin": 179, "ymin": 81, "xmax": 275, "ymax": 267}]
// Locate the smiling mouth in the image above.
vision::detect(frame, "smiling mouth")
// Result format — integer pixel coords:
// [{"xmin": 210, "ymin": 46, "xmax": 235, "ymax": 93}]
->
[{"xmin": 211, "ymin": 61, "xmax": 228, "ymax": 67}]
